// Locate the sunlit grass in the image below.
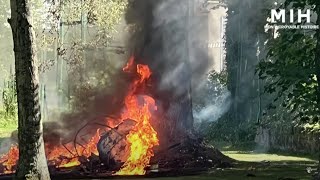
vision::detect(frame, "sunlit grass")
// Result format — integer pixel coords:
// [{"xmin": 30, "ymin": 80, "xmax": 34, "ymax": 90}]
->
[{"xmin": 223, "ymin": 151, "xmax": 317, "ymax": 162}]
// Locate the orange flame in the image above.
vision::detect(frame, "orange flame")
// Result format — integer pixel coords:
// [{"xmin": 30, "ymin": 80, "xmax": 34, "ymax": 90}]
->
[
  {"xmin": 0, "ymin": 123, "xmax": 106, "ymax": 174},
  {"xmin": 0, "ymin": 56, "xmax": 158, "ymax": 176},
  {"xmin": 46, "ymin": 129, "xmax": 101, "ymax": 168},
  {"xmin": 115, "ymin": 57, "xmax": 159, "ymax": 175},
  {"xmin": 0, "ymin": 146, "xmax": 18, "ymax": 174}
]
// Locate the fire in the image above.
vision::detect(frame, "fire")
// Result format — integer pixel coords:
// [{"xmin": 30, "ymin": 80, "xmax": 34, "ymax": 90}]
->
[
  {"xmin": 0, "ymin": 146, "xmax": 18, "ymax": 174},
  {"xmin": 115, "ymin": 96, "xmax": 158, "ymax": 175},
  {"xmin": 0, "ymin": 56, "xmax": 158, "ymax": 176},
  {"xmin": 46, "ymin": 129, "xmax": 101, "ymax": 168},
  {"xmin": 115, "ymin": 57, "xmax": 159, "ymax": 175}
]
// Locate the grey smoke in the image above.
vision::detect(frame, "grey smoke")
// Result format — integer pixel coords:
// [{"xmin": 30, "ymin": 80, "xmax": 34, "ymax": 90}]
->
[
  {"xmin": 128, "ymin": 0, "xmax": 231, "ymax": 130},
  {"xmin": 152, "ymin": 0, "xmax": 215, "ymax": 96},
  {"xmin": 194, "ymin": 90, "xmax": 231, "ymax": 124},
  {"xmin": 0, "ymin": 138, "xmax": 15, "ymax": 155}
]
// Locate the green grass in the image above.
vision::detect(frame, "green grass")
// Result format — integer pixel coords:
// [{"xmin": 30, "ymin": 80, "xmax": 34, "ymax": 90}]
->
[
  {"xmin": 223, "ymin": 151, "xmax": 316, "ymax": 162},
  {"xmin": 214, "ymin": 141, "xmax": 319, "ymax": 160}
]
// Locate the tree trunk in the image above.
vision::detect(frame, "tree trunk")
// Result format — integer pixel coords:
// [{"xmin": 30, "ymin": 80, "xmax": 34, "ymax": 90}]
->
[{"xmin": 8, "ymin": 0, "xmax": 51, "ymax": 179}]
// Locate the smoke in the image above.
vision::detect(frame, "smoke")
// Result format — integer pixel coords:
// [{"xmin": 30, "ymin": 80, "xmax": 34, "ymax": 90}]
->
[
  {"xmin": 194, "ymin": 90, "xmax": 231, "ymax": 124},
  {"xmin": 127, "ymin": 1, "xmax": 228, "ymax": 98},
  {"xmin": 0, "ymin": 138, "xmax": 14, "ymax": 155},
  {"xmin": 125, "ymin": 0, "xmax": 212, "ymax": 95},
  {"xmin": 39, "ymin": 0, "xmax": 232, "ymax": 145},
  {"xmin": 124, "ymin": 0, "xmax": 231, "ymax": 136}
]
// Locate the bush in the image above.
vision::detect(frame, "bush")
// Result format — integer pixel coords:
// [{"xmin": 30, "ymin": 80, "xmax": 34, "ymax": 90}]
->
[
  {"xmin": 204, "ymin": 114, "xmax": 257, "ymax": 145},
  {"xmin": 0, "ymin": 109, "xmax": 17, "ymax": 127},
  {"xmin": 0, "ymin": 72, "xmax": 17, "ymax": 127}
]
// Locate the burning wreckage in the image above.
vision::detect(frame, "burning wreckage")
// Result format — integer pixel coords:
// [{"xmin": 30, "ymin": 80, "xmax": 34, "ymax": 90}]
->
[
  {"xmin": 0, "ymin": 0, "xmax": 232, "ymax": 178},
  {"xmin": 0, "ymin": 56, "xmax": 231, "ymax": 178}
]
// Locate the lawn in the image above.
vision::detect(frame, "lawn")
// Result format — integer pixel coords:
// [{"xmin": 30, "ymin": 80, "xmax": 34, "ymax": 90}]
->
[{"xmin": 223, "ymin": 151, "xmax": 316, "ymax": 162}]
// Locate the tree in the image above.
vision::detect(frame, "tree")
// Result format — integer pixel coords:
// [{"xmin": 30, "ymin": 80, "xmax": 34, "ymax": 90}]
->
[
  {"xmin": 257, "ymin": 0, "xmax": 320, "ymax": 133},
  {"xmin": 224, "ymin": 0, "xmax": 268, "ymax": 143},
  {"xmin": 256, "ymin": 0, "xmax": 320, "ymax": 178},
  {"xmin": 8, "ymin": 0, "xmax": 50, "ymax": 179}
]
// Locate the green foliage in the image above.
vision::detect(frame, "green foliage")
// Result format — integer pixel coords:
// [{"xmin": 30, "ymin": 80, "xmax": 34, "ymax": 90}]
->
[
  {"xmin": 61, "ymin": 0, "xmax": 128, "ymax": 48},
  {"xmin": 62, "ymin": 0, "xmax": 127, "ymax": 29},
  {"xmin": 0, "ymin": 71, "xmax": 17, "ymax": 127},
  {"xmin": 208, "ymin": 69, "xmax": 228, "ymax": 86},
  {"xmin": 204, "ymin": 114, "xmax": 257, "ymax": 144},
  {"xmin": 256, "ymin": 0, "xmax": 320, "ymax": 133},
  {"xmin": 2, "ymin": 75, "xmax": 17, "ymax": 117},
  {"xmin": 0, "ymin": 110, "xmax": 17, "ymax": 128}
]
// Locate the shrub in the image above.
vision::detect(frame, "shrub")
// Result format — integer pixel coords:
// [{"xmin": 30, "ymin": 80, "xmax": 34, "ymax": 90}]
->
[{"xmin": 0, "ymin": 72, "xmax": 17, "ymax": 127}]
